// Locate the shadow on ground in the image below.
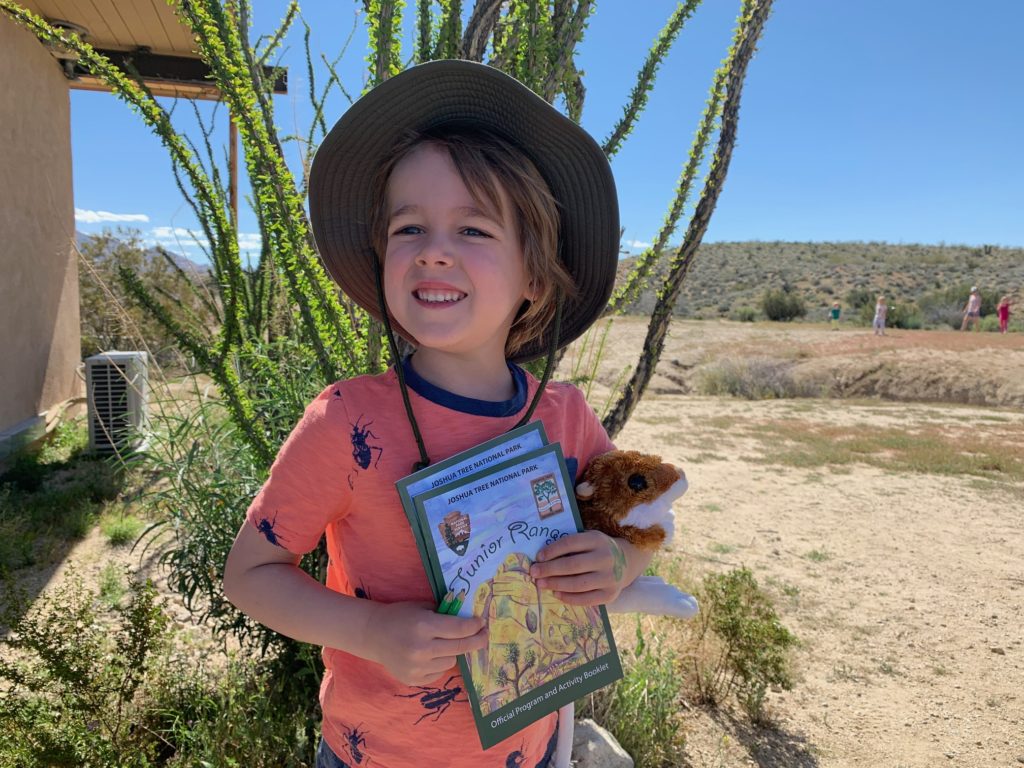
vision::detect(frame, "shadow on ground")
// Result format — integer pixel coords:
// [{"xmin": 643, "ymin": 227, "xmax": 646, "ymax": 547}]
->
[{"xmin": 681, "ymin": 708, "xmax": 821, "ymax": 768}]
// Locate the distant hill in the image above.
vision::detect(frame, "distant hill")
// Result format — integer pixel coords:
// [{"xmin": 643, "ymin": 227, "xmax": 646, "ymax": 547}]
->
[
  {"xmin": 75, "ymin": 230, "xmax": 208, "ymax": 275},
  {"xmin": 619, "ymin": 241, "xmax": 1024, "ymax": 323}
]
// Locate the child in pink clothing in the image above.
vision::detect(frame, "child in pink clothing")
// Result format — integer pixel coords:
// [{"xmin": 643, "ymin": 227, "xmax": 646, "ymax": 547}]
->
[
  {"xmin": 223, "ymin": 61, "xmax": 650, "ymax": 768},
  {"xmin": 996, "ymin": 295, "xmax": 1013, "ymax": 334}
]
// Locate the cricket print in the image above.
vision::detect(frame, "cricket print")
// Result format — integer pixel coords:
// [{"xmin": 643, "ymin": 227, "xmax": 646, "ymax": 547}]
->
[
  {"xmin": 394, "ymin": 674, "xmax": 468, "ymax": 724},
  {"xmin": 255, "ymin": 511, "xmax": 286, "ymax": 546}
]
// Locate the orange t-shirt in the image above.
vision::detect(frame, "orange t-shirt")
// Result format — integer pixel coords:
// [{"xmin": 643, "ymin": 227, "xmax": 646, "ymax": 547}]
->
[{"xmin": 245, "ymin": 360, "xmax": 615, "ymax": 768}]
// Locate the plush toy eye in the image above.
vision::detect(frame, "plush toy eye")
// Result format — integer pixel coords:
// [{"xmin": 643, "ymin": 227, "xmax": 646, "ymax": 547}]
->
[{"xmin": 627, "ymin": 473, "xmax": 648, "ymax": 492}]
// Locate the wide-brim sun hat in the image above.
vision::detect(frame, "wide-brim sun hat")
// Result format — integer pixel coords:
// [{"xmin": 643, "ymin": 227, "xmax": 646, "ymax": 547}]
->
[{"xmin": 308, "ymin": 59, "xmax": 619, "ymax": 363}]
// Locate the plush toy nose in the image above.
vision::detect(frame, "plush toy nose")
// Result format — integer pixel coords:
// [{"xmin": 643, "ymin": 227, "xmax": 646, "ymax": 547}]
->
[{"xmin": 656, "ymin": 462, "xmax": 684, "ymax": 486}]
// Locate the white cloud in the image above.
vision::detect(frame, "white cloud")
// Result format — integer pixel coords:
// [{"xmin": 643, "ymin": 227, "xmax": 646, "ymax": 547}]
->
[
  {"xmin": 148, "ymin": 226, "xmax": 209, "ymax": 251},
  {"xmin": 625, "ymin": 239, "xmax": 652, "ymax": 250},
  {"xmin": 75, "ymin": 208, "xmax": 150, "ymax": 224},
  {"xmin": 237, "ymin": 232, "xmax": 263, "ymax": 252}
]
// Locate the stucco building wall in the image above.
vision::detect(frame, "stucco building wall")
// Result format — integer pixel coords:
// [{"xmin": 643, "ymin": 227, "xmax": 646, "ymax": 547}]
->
[{"xmin": 0, "ymin": 18, "xmax": 81, "ymax": 449}]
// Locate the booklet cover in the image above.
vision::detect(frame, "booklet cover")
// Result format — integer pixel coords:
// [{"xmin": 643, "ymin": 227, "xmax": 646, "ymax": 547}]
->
[
  {"xmin": 396, "ymin": 422, "xmax": 548, "ymax": 588},
  {"xmin": 411, "ymin": 443, "xmax": 623, "ymax": 749}
]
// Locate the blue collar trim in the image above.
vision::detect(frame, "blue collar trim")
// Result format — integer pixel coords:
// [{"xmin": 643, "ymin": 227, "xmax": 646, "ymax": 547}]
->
[{"xmin": 401, "ymin": 357, "xmax": 528, "ymax": 417}]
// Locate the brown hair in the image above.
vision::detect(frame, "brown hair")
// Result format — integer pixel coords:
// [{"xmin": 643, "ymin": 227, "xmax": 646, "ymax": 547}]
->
[{"xmin": 368, "ymin": 126, "xmax": 577, "ymax": 359}]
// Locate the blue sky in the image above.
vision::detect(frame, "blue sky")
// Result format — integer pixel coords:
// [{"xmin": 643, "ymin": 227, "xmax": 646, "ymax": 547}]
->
[{"xmin": 68, "ymin": 1, "xmax": 1024, "ymax": 262}]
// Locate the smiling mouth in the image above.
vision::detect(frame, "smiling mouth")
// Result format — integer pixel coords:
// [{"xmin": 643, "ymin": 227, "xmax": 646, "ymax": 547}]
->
[{"xmin": 415, "ymin": 289, "xmax": 466, "ymax": 304}]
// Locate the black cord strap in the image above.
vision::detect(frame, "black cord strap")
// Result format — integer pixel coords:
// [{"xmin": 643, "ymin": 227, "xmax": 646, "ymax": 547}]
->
[
  {"xmin": 512, "ymin": 294, "xmax": 562, "ymax": 429},
  {"xmin": 373, "ymin": 260, "xmax": 432, "ymax": 472}
]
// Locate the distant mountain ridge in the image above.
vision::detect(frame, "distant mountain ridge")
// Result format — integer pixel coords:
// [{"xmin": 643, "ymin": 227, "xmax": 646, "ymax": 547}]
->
[
  {"xmin": 619, "ymin": 241, "xmax": 1024, "ymax": 318},
  {"xmin": 75, "ymin": 230, "xmax": 207, "ymax": 276}
]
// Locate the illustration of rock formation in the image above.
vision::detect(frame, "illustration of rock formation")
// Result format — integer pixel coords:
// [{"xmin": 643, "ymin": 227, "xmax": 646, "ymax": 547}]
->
[{"xmin": 466, "ymin": 552, "xmax": 610, "ymax": 715}]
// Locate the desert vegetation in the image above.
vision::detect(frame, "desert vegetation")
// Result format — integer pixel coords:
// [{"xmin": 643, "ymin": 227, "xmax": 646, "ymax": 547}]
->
[
  {"xmin": 4, "ymin": 0, "xmax": 1022, "ymax": 766},
  {"xmin": 622, "ymin": 240, "xmax": 1024, "ymax": 329}
]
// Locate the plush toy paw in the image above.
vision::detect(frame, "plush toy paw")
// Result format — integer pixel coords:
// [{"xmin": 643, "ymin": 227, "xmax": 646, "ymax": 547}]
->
[
  {"xmin": 607, "ymin": 575, "xmax": 699, "ymax": 619},
  {"xmin": 576, "ymin": 450, "xmax": 698, "ymax": 619}
]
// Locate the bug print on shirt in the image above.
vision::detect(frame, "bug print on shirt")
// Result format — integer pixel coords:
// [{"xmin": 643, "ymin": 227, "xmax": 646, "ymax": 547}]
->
[
  {"xmin": 395, "ymin": 675, "xmax": 468, "ymax": 724},
  {"xmin": 255, "ymin": 511, "xmax": 285, "ymax": 546},
  {"xmin": 340, "ymin": 722, "xmax": 371, "ymax": 765},
  {"xmin": 347, "ymin": 415, "xmax": 383, "ymax": 488}
]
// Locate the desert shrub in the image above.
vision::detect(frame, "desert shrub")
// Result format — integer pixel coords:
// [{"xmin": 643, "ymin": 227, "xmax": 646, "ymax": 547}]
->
[
  {"xmin": 730, "ymin": 306, "xmax": 758, "ymax": 322},
  {"xmin": 0, "ymin": 575, "xmax": 167, "ymax": 766},
  {"xmin": 0, "ymin": 571, "xmax": 317, "ymax": 767},
  {"xmin": 855, "ymin": 300, "xmax": 923, "ymax": 329},
  {"xmin": 844, "ymin": 287, "xmax": 874, "ymax": 311},
  {"xmin": 690, "ymin": 568, "xmax": 797, "ymax": 723},
  {"xmin": 580, "ymin": 619, "xmax": 685, "ymax": 767},
  {"xmin": 137, "ymin": 344, "xmax": 327, "ymax": 730},
  {"xmin": 139, "ymin": 658, "xmax": 316, "ymax": 767},
  {"xmin": 140, "ymin": 343, "xmax": 326, "ymax": 654},
  {"xmin": 761, "ymin": 288, "xmax": 806, "ymax": 322},
  {"xmin": 78, "ymin": 230, "xmax": 219, "ymax": 370},
  {"xmin": 99, "ymin": 507, "xmax": 145, "ymax": 546},
  {"xmin": 886, "ymin": 303, "xmax": 923, "ymax": 329},
  {"xmin": 979, "ymin": 315, "xmax": 1001, "ymax": 332},
  {"xmin": 697, "ymin": 358, "xmax": 823, "ymax": 400}
]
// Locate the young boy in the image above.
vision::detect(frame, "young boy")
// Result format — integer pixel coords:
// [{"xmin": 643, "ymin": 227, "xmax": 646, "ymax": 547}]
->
[{"xmin": 223, "ymin": 60, "xmax": 651, "ymax": 768}]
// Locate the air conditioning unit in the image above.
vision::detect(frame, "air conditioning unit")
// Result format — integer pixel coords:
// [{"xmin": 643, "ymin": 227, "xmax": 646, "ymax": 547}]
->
[{"xmin": 85, "ymin": 351, "xmax": 149, "ymax": 454}]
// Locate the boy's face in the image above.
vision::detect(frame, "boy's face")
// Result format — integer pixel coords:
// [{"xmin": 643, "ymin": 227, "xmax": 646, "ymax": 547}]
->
[{"xmin": 383, "ymin": 144, "xmax": 534, "ymax": 362}]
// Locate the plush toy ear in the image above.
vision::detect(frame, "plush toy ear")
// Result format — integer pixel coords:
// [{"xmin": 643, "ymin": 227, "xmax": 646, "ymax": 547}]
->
[{"xmin": 575, "ymin": 481, "xmax": 595, "ymax": 500}]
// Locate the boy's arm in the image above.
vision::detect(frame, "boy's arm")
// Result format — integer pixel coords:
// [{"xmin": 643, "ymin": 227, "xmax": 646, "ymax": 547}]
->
[
  {"xmin": 528, "ymin": 531, "xmax": 654, "ymax": 606},
  {"xmin": 223, "ymin": 522, "xmax": 487, "ymax": 685}
]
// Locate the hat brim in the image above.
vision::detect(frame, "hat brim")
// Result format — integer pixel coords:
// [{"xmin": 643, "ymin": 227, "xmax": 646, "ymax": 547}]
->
[{"xmin": 308, "ymin": 60, "xmax": 619, "ymax": 364}]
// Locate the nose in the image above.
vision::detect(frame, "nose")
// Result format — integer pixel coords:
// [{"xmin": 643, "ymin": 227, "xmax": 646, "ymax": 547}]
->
[{"xmin": 415, "ymin": 233, "xmax": 454, "ymax": 267}]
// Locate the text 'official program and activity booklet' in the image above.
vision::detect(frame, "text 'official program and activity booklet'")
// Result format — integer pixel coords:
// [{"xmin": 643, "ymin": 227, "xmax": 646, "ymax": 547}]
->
[{"xmin": 396, "ymin": 422, "xmax": 623, "ymax": 749}]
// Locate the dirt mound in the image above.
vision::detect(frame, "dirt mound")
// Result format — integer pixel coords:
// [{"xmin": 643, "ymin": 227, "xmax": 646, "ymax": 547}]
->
[{"xmin": 569, "ymin": 318, "xmax": 1024, "ymax": 409}]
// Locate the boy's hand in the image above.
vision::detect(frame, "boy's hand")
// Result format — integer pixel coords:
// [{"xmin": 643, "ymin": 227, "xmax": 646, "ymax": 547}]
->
[
  {"xmin": 529, "ymin": 531, "xmax": 642, "ymax": 606},
  {"xmin": 363, "ymin": 601, "xmax": 488, "ymax": 686}
]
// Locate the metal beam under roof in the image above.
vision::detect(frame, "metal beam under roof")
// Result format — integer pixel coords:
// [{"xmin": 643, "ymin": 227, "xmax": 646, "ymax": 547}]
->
[{"xmin": 15, "ymin": 0, "xmax": 287, "ymax": 99}]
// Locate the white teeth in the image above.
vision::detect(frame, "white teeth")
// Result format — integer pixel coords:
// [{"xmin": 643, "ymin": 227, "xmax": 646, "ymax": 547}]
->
[{"xmin": 417, "ymin": 290, "xmax": 464, "ymax": 303}]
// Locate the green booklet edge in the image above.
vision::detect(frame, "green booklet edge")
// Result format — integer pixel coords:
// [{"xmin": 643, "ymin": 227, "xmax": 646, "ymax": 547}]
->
[
  {"xmin": 412, "ymin": 442, "xmax": 623, "ymax": 750},
  {"xmin": 395, "ymin": 421, "xmax": 548, "ymax": 595}
]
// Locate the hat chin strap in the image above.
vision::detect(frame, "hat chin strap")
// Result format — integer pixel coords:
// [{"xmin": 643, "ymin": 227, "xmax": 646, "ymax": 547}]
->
[
  {"xmin": 374, "ymin": 259, "xmax": 432, "ymax": 472},
  {"xmin": 511, "ymin": 294, "xmax": 562, "ymax": 428},
  {"xmin": 373, "ymin": 258, "xmax": 561, "ymax": 474}
]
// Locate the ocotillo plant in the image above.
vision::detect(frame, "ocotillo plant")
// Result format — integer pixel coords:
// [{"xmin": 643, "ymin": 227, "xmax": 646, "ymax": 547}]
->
[
  {"xmin": 0, "ymin": 1, "xmax": 773, "ymax": 677},
  {"xmin": 2, "ymin": 0, "xmax": 772, "ymax": 446}
]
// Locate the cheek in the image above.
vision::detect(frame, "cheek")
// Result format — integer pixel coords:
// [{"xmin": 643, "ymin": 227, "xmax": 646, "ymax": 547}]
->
[{"xmin": 381, "ymin": 249, "xmax": 407, "ymax": 305}]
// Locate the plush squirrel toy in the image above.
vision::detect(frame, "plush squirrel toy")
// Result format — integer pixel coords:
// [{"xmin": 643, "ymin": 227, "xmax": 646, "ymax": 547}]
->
[
  {"xmin": 576, "ymin": 450, "xmax": 698, "ymax": 620},
  {"xmin": 553, "ymin": 450, "xmax": 699, "ymax": 768}
]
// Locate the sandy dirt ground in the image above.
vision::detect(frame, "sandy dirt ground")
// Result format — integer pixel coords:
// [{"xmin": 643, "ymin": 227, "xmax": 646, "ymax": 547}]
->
[
  {"xmin": 12, "ymin": 319, "xmax": 1024, "ymax": 767},
  {"xmin": 584, "ymin": 319, "xmax": 1024, "ymax": 767}
]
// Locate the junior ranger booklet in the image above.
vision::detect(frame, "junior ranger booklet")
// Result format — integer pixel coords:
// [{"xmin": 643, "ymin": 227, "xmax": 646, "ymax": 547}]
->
[{"xmin": 401, "ymin": 435, "xmax": 623, "ymax": 749}]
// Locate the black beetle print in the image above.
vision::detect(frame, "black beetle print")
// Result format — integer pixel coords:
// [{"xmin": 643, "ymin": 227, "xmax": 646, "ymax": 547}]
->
[{"xmin": 395, "ymin": 675, "xmax": 468, "ymax": 724}]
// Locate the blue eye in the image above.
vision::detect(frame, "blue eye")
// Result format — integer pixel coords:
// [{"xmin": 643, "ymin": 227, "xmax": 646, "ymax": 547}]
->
[
  {"xmin": 462, "ymin": 227, "xmax": 491, "ymax": 237},
  {"xmin": 393, "ymin": 225, "xmax": 423, "ymax": 236}
]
